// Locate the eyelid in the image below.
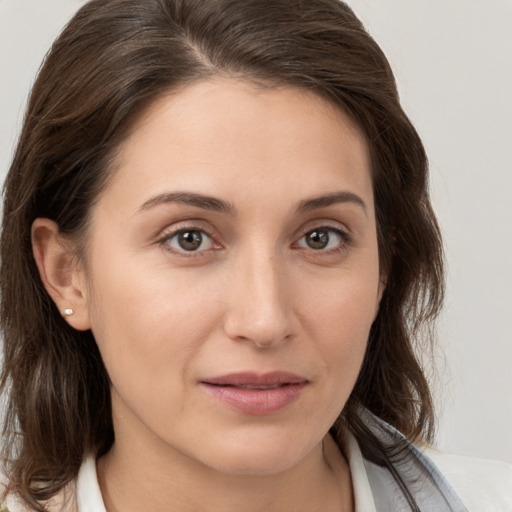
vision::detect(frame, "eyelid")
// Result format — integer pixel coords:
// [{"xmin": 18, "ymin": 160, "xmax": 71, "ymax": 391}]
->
[
  {"xmin": 294, "ymin": 219, "xmax": 352, "ymax": 240},
  {"xmin": 293, "ymin": 224, "xmax": 353, "ymax": 253},
  {"xmin": 157, "ymin": 222, "xmax": 222, "ymax": 256}
]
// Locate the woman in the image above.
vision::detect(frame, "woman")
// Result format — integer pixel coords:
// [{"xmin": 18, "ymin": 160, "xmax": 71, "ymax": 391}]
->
[{"xmin": 1, "ymin": 0, "xmax": 510, "ymax": 511}]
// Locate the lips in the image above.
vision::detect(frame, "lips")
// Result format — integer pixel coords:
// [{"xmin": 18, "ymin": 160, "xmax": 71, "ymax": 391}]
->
[{"xmin": 200, "ymin": 372, "xmax": 308, "ymax": 415}]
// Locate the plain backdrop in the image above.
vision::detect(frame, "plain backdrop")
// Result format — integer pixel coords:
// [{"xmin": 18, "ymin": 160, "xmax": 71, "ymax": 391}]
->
[{"xmin": 1, "ymin": 0, "xmax": 511, "ymax": 463}]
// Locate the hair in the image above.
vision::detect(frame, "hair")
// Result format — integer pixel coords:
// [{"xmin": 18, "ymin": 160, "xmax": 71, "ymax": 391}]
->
[{"xmin": 1, "ymin": 0, "xmax": 444, "ymax": 509}]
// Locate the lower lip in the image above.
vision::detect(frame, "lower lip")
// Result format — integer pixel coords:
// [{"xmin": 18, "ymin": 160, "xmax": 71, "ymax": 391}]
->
[{"xmin": 201, "ymin": 382, "xmax": 307, "ymax": 415}]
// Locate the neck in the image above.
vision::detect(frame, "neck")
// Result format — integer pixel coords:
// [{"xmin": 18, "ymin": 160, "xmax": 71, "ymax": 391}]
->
[{"xmin": 97, "ymin": 432, "xmax": 353, "ymax": 512}]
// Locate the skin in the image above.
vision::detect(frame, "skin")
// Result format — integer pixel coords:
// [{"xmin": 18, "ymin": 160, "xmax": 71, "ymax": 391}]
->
[{"xmin": 33, "ymin": 78, "xmax": 383, "ymax": 512}]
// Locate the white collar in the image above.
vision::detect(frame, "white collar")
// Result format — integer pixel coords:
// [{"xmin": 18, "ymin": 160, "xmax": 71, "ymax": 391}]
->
[
  {"xmin": 342, "ymin": 430, "xmax": 378, "ymax": 512},
  {"xmin": 76, "ymin": 456, "xmax": 106, "ymax": 512}
]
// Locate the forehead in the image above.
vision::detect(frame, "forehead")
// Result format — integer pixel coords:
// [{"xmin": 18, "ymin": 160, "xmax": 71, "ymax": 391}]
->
[{"xmin": 103, "ymin": 78, "xmax": 373, "ymax": 214}]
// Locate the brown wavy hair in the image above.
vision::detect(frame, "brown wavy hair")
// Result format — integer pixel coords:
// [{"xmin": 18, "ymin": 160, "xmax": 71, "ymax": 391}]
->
[{"xmin": 1, "ymin": 0, "xmax": 444, "ymax": 509}]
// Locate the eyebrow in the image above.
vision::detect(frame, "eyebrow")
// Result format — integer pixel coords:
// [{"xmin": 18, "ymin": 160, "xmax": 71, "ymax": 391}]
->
[
  {"xmin": 138, "ymin": 190, "xmax": 367, "ymax": 216},
  {"xmin": 139, "ymin": 192, "xmax": 234, "ymax": 214},
  {"xmin": 296, "ymin": 191, "xmax": 367, "ymax": 216}
]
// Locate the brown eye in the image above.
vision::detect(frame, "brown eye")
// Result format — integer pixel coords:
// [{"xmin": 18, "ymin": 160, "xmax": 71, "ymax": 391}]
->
[
  {"xmin": 297, "ymin": 227, "xmax": 347, "ymax": 251},
  {"xmin": 165, "ymin": 229, "xmax": 213, "ymax": 252},
  {"xmin": 305, "ymin": 229, "xmax": 329, "ymax": 249},
  {"xmin": 178, "ymin": 230, "xmax": 202, "ymax": 250}
]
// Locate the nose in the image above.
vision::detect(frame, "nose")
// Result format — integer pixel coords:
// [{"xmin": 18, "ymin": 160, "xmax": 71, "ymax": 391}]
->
[{"xmin": 223, "ymin": 251, "xmax": 294, "ymax": 348}]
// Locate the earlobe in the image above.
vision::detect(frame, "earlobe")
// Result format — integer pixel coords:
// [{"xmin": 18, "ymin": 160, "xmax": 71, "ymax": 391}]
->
[{"xmin": 31, "ymin": 218, "xmax": 91, "ymax": 331}]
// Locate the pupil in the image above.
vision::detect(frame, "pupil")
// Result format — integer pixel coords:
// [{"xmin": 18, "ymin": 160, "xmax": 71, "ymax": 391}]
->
[
  {"xmin": 178, "ymin": 230, "xmax": 202, "ymax": 251},
  {"xmin": 307, "ymin": 230, "xmax": 329, "ymax": 249}
]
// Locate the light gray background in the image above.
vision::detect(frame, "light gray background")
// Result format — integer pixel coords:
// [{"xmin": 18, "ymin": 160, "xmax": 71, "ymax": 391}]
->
[{"xmin": 1, "ymin": 0, "xmax": 511, "ymax": 463}]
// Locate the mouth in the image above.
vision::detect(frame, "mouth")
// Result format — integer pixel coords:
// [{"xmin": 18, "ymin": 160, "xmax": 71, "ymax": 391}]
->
[
  {"xmin": 200, "ymin": 372, "xmax": 308, "ymax": 415},
  {"xmin": 202, "ymin": 371, "xmax": 307, "ymax": 387},
  {"xmin": 218, "ymin": 383, "xmax": 292, "ymax": 390}
]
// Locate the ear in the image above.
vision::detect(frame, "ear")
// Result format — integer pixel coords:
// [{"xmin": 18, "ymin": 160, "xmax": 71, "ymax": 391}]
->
[{"xmin": 31, "ymin": 218, "xmax": 91, "ymax": 331}]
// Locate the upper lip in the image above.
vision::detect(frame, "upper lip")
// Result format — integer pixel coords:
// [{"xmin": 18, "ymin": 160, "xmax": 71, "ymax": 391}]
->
[{"xmin": 201, "ymin": 371, "xmax": 308, "ymax": 388}]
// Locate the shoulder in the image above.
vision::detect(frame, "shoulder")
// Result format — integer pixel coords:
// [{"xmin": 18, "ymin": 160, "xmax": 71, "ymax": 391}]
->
[{"xmin": 426, "ymin": 449, "xmax": 512, "ymax": 511}]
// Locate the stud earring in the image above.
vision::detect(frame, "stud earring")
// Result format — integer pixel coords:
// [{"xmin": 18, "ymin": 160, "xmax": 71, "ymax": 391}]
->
[{"xmin": 63, "ymin": 308, "xmax": 74, "ymax": 317}]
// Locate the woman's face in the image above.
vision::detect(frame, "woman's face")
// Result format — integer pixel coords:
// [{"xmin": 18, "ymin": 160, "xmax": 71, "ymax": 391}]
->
[{"xmin": 80, "ymin": 79, "xmax": 382, "ymax": 474}]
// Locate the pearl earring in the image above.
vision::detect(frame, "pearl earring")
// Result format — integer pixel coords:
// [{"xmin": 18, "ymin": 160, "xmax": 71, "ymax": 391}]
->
[{"xmin": 63, "ymin": 308, "xmax": 74, "ymax": 317}]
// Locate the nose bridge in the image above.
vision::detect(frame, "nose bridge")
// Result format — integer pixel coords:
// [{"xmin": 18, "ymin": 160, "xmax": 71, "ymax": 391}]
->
[{"xmin": 224, "ymin": 241, "xmax": 293, "ymax": 347}]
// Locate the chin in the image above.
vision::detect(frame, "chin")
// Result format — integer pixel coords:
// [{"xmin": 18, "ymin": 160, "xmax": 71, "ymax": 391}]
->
[
  {"xmin": 208, "ymin": 452, "xmax": 302, "ymax": 476},
  {"xmin": 192, "ymin": 428, "xmax": 319, "ymax": 476}
]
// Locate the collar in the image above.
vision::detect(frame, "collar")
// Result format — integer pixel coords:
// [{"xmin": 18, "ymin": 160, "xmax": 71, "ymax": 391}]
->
[{"xmin": 76, "ymin": 457, "xmax": 105, "ymax": 512}]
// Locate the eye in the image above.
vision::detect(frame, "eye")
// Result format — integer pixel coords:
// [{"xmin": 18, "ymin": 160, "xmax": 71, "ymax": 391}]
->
[
  {"xmin": 164, "ymin": 229, "xmax": 214, "ymax": 253},
  {"xmin": 297, "ymin": 227, "xmax": 347, "ymax": 251}
]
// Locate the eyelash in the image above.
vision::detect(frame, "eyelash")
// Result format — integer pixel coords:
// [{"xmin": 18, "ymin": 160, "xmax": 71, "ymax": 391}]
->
[
  {"xmin": 295, "ymin": 226, "xmax": 352, "ymax": 256},
  {"xmin": 157, "ymin": 225, "xmax": 352, "ymax": 257},
  {"xmin": 158, "ymin": 226, "xmax": 219, "ymax": 258}
]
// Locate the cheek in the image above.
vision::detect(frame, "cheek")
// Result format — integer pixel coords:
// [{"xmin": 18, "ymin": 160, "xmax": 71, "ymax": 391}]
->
[
  {"xmin": 85, "ymin": 255, "xmax": 223, "ymax": 401},
  {"xmin": 297, "ymin": 259, "xmax": 380, "ymax": 382},
  {"xmin": 301, "ymin": 259, "xmax": 380, "ymax": 336}
]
